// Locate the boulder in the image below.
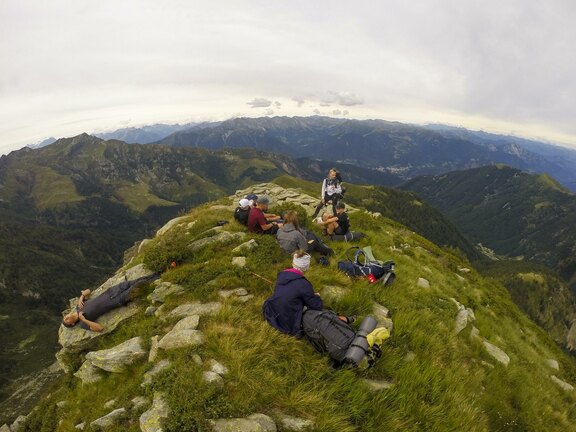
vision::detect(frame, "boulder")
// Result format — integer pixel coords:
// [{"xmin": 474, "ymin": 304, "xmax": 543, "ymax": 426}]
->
[
  {"xmin": 156, "ymin": 215, "xmax": 191, "ymax": 237},
  {"xmin": 278, "ymin": 414, "xmax": 313, "ymax": 431},
  {"xmin": 75, "ymin": 422, "xmax": 85, "ymax": 430},
  {"xmin": 373, "ymin": 303, "xmax": 389, "ymax": 319},
  {"xmin": 148, "ymin": 282, "xmax": 186, "ymax": 303},
  {"xmin": 92, "ymin": 264, "xmax": 156, "ymax": 297},
  {"xmin": 218, "ymin": 288, "xmax": 249, "ymax": 298},
  {"xmin": 74, "ymin": 360, "xmax": 103, "ymax": 383},
  {"xmin": 90, "ymin": 408, "xmax": 126, "ymax": 429},
  {"xmin": 232, "ymin": 239, "xmax": 258, "ymax": 253},
  {"xmin": 0, "ymin": 425, "xmax": 10, "ymax": 432},
  {"xmin": 203, "ymin": 371, "xmax": 224, "ymax": 386},
  {"xmin": 208, "ymin": 359, "xmax": 229, "ymax": 376},
  {"xmin": 362, "ymin": 379, "xmax": 394, "ymax": 391},
  {"xmin": 145, "ymin": 306, "xmax": 157, "ymax": 316},
  {"xmin": 483, "ymin": 340, "xmax": 510, "ymax": 366},
  {"xmin": 236, "ymin": 295, "xmax": 254, "ymax": 304},
  {"xmin": 9, "ymin": 415, "xmax": 27, "ymax": 432},
  {"xmin": 149, "ymin": 335, "xmax": 160, "ymax": 362},
  {"xmin": 550, "ymin": 375, "xmax": 574, "ymax": 392},
  {"xmin": 210, "ymin": 414, "xmax": 276, "ymax": 432},
  {"xmin": 132, "ymin": 396, "xmax": 149, "ymax": 410},
  {"xmin": 172, "ymin": 315, "xmax": 200, "ymax": 331},
  {"xmin": 85, "ymin": 337, "xmax": 147, "ymax": 373},
  {"xmin": 138, "ymin": 238, "xmax": 153, "ymax": 253},
  {"xmin": 140, "ymin": 393, "xmax": 170, "ymax": 432},
  {"xmin": 164, "ymin": 302, "xmax": 222, "ymax": 319},
  {"xmin": 451, "ymin": 298, "xmax": 476, "ymax": 334},
  {"xmin": 417, "ymin": 278, "xmax": 430, "ymax": 289},
  {"xmin": 158, "ymin": 329, "xmax": 205, "ymax": 350},
  {"xmin": 232, "ymin": 256, "xmax": 247, "ymax": 268},
  {"xmin": 188, "ymin": 231, "xmax": 245, "ymax": 252},
  {"xmin": 545, "ymin": 359, "xmax": 560, "ymax": 370},
  {"xmin": 142, "ymin": 359, "xmax": 172, "ymax": 387},
  {"xmin": 103, "ymin": 399, "xmax": 116, "ymax": 409}
]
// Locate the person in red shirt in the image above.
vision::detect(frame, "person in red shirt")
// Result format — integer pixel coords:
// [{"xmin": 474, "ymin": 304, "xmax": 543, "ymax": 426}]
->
[{"xmin": 248, "ymin": 196, "xmax": 283, "ymax": 234}]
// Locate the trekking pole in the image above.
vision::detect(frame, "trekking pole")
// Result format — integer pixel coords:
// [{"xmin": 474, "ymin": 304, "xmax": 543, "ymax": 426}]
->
[{"xmin": 251, "ymin": 271, "xmax": 274, "ymax": 286}]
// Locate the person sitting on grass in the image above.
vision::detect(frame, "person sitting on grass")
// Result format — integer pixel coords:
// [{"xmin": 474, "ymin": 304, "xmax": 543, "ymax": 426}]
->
[
  {"xmin": 263, "ymin": 250, "xmax": 355, "ymax": 338},
  {"xmin": 277, "ymin": 210, "xmax": 333, "ymax": 256},
  {"xmin": 318, "ymin": 201, "xmax": 350, "ymax": 236},
  {"xmin": 234, "ymin": 198, "xmax": 252, "ymax": 226},
  {"xmin": 61, "ymin": 274, "xmax": 159, "ymax": 332},
  {"xmin": 247, "ymin": 195, "xmax": 283, "ymax": 235}
]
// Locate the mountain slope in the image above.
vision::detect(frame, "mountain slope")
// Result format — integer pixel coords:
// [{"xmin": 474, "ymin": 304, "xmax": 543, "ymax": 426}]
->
[
  {"xmin": 153, "ymin": 116, "xmax": 573, "ymax": 187},
  {"xmin": 15, "ymin": 184, "xmax": 576, "ymax": 431},
  {"xmin": 400, "ymin": 165, "xmax": 576, "ymax": 283}
]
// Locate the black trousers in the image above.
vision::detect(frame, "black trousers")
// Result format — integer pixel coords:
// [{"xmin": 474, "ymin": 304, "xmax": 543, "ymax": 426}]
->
[{"xmin": 312, "ymin": 193, "xmax": 341, "ymax": 219}]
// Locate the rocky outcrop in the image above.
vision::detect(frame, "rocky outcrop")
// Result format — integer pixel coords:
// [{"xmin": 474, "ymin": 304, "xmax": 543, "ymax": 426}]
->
[
  {"xmin": 140, "ymin": 393, "xmax": 170, "ymax": 432},
  {"xmin": 157, "ymin": 330, "xmax": 205, "ymax": 350},
  {"xmin": 278, "ymin": 414, "xmax": 314, "ymax": 431},
  {"xmin": 142, "ymin": 359, "xmax": 172, "ymax": 387},
  {"xmin": 90, "ymin": 408, "xmax": 126, "ymax": 429},
  {"xmin": 162, "ymin": 302, "xmax": 222, "ymax": 319},
  {"xmin": 188, "ymin": 230, "xmax": 245, "ymax": 252},
  {"xmin": 232, "ymin": 239, "xmax": 258, "ymax": 253},
  {"xmin": 74, "ymin": 360, "xmax": 103, "ymax": 384},
  {"xmin": 85, "ymin": 337, "xmax": 147, "ymax": 373},
  {"xmin": 210, "ymin": 413, "xmax": 277, "ymax": 432},
  {"xmin": 156, "ymin": 215, "xmax": 192, "ymax": 237},
  {"xmin": 203, "ymin": 371, "xmax": 224, "ymax": 386},
  {"xmin": 148, "ymin": 281, "xmax": 186, "ymax": 303}
]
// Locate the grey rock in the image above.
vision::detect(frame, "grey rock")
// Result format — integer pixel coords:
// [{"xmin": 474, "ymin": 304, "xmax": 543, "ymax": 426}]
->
[
  {"xmin": 74, "ymin": 360, "xmax": 103, "ymax": 383},
  {"xmin": 210, "ymin": 417, "xmax": 273, "ymax": 432},
  {"xmin": 142, "ymin": 359, "xmax": 172, "ymax": 387},
  {"xmin": 140, "ymin": 393, "xmax": 170, "ymax": 432},
  {"xmin": 218, "ymin": 288, "xmax": 249, "ymax": 298},
  {"xmin": 85, "ymin": 337, "xmax": 147, "ymax": 373},
  {"xmin": 483, "ymin": 340, "xmax": 510, "ymax": 366},
  {"xmin": 149, "ymin": 335, "xmax": 160, "ymax": 362},
  {"xmin": 545, "ymin": 359, "xmax": 560, "ymax": 370},
  {"xmin": 56, "ymin": 400, "xmax": 68, "ymax": 408},
  {"xmin": 192, "ymin": 354, "xmax": 203, "ymax": 365},
  {"xmin": 470, "ymin": 326, "xmax": 481, "ymax": 340},
  {"xmin": 232, "ymin": 256, "xmax": 247, "ymax": 267},
  {"xmin": 103, "ymin": 399, "xmax": 116, "ymax": 409},
  {"xmin": 145, "ymin": 306, "xmax": 157, "ymax": 316},
  {"xmin": 417, "ymin": 278, "xmax": 430, "ymax": 289},
  {"xmin": 362, "ymin": 379, "xmax": 394, "ymax": 391},
  {"xmin": 165, "ymin": 302, "xmax": 222, "ymax": 319},
  {"xmin": 74, "ymin": 422, "xmax": 85, "ymax": 430},
  {"xmin": 458, "ymin": 267, "xmax": 471, "ymax": 273},
  {"xmin": 188, "ymin": 231, "xmax": 245, "ymax": 252},
  {"xmin": 148, "ymin": 282, "xmax": 186, "ymax": 303},
  {"xmin": 156, "ymin": 215, "xmax": 191, "ymax": 237},
  {"xmin": 0, "ymin": 425, "xmax": 10, "ymax": 432},
  {"xmin": 455, "ymin": 274, "xmax": 466, "ymax": 282},
  {"xmin": 208, "ymin": 359, "xmax": 229, "ymax": 376},
  {"xmin": 567, "ymin": 321, "xmax": 576, "ymax": 351},
  {"xmin": 158, "ymin": 329, "xmax": 205, "ymax": 350},
  {"xmin": 92, "ymin": 264, "xmax": 156, "ymax": 297},
  {"xmin": 132, "ymin": 396, "xmax": 149, "ymax": 410},
  {"xmin": 481, "ymin": 361, "xmax": 495, "ymax": 369},
  {"xmin": 236, "ymin": 294, "xmax": 255, "ymax": 304},
  {"xmin": 203, "ymin": 371, "xmax": 224, "ymax": 386},
  {"xmin": 172, "ymin": 315, "xmax": 200, "ymax": 331},
  {"xmin": 232, "ymin": 239, "xmax": 258, "ymax": 253},
  {"xmin": 138, "ymin": 238, "xmax": 153, "ymax": 253},
  {"xmin": 321, "ymin": 285, "xmax": 348, "ymax": 302},
  {"xmin": 452, "ymin": 299, "xmax": 475, "ymax": 334},
  {"xmin": 550, "ymin": 375, "xmax": 574, "ymax": 392},
  {"xmin": 246, "ymin": 414, "xmax": 277, "ymax": 432},
  {"xmin": 9, "ymin": 415, "xmax": 27, "ymax": 432},
  {"xmin": 373, "ymin": 303, "xmax": 389, "ymax": 319},
  {"xmin": 90, "ymin": 408, "xmax": 126, "ymax": 429},
  {"xmin": 278, "ymin": 414, "xmax": 313, "ymax": 431}
]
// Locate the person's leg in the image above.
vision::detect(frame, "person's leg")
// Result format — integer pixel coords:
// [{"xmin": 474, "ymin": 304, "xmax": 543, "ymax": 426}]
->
[
  {"xmin": 326, "ymin": 221, "xmax": 339, "ymax": 235},
  {"xmin": 311, "ymin": 200, "xmax": 324, "ymax": 219},
  {"xmin": 331, "ymin": 194, "xmax": 339, "ymax": 216}
]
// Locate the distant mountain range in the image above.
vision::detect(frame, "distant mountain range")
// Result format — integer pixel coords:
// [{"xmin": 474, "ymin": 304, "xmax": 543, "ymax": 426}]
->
[{"xmin": 94, "ymin": 122, "xmax": 199, "ymax": 144}]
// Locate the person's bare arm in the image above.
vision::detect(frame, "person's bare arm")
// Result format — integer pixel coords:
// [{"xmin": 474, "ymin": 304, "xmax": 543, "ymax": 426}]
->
[
  {"xmin": 78, "ymin": 312, "xmax": 104, "ymax": 332},
  {"xmin": 77, "ymin": 289, "xmax": 91, "ymax": 309}
]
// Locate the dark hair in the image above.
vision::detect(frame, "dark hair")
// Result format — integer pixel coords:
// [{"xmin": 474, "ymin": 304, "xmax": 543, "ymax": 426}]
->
[
  {"xmin": 336, "ymin": 202, "xmax": 346, "ymax": 209},
  {"xmin": 62, "ymin": 320, "xmax": 76, "ymax": 328}
]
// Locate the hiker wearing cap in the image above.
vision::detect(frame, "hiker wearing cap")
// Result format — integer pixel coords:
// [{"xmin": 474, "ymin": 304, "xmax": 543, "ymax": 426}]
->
[
  {"xmin": 234, "ymin": 198, "xmax": 252, "ymax": 226},
  {"xmin": 318, "ymin": 202, "xmax": 349, "ymax": 236},
  {"xmin": 263, "ymin": 250, "xmax": 324, "ymax": 337},
  {"xmin": 311, "ymin": 168, "xmax": 344, "ymax": 219},
  {"xmin": 248, "ymin": 195, "xmax": 283, "ymax": 234},
  {"xmin": 277, "ymin": 211, "xmax": 334, "ymax": 256}
]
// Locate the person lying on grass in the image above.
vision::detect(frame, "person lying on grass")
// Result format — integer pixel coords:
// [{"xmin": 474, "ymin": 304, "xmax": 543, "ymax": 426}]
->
[
  {"xmin": 263, "ymin": 250, "xmax": 354, "ymax": 338},
  {"xmin": 61, "ymin": 274, "xmax": 159, "ymax": 332}
]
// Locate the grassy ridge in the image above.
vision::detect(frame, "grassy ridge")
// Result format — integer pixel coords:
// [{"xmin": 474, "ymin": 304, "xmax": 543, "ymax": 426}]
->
[{"xmin": 21, "ymin": 196, "xmax": 576, "ymax": 431}]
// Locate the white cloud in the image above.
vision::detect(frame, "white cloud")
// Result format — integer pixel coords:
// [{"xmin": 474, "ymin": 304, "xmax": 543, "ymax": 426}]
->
[
  {"xmin": 247, "ymin": 98, "xmax": 273, "ymax": 108},
  {"xmin": 1, "ymin": 0, "xmax": 576, "ymax": 153}
]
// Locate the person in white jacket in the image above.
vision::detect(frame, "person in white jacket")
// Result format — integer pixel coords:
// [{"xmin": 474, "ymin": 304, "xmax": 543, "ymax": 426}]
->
[{"xmin": 311, "ymin": 168, "xmax": 343, "ymax": 219}]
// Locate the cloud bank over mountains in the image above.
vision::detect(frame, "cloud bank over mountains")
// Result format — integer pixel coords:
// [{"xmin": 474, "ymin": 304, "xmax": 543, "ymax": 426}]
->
[{"xmin": 1, "ymin": 0, "xmax": 575, "ymax": 154}]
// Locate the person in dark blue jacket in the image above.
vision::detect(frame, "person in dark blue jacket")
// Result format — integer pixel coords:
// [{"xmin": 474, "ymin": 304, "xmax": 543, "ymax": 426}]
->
[{"xmin": 263, "ymin": 250, "xmax": 324, "ymax": 338}]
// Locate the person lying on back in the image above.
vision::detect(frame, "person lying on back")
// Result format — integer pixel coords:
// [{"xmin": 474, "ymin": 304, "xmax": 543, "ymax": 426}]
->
[
  {"xmin": 248, "ymin": 196, "xmax": 283, "ymax": 234},
  {"xmin": 61, "ymin": 274, "xmax": 159, "ymax": 332}
]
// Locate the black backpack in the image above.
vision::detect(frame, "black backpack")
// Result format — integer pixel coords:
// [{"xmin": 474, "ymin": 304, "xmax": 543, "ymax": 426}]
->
[
  {"xmin": 337, "ymin": 246, "xmax": 396, "ymax": 286},
  {"xmin": 302, "ymin": 309, "xmax": 356, "ymax": 362},
  {"xmin": 234, "ymin": 206, "xmax": 250, "ymax": 226}
]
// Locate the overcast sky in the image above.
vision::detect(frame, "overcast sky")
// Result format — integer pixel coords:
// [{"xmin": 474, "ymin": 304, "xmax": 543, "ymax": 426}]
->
[{"xmin": 1, "ymin": 0, "xmax": 575, "ymax": 155}]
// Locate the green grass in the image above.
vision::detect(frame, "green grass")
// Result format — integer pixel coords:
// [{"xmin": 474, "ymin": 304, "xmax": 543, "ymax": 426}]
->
[{"xmin": 20, "ymin": 186, "xmax": 576, "ymax": 432}]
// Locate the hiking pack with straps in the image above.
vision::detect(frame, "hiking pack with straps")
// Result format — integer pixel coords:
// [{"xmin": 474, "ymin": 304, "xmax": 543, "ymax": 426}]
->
[
  {"xmin": 302, "ymin": 309, "xmax": 379, "ymax": 366},
  {"xmin": 337, "ymin": 246, "xmax": 396, "ymax": 285}
]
